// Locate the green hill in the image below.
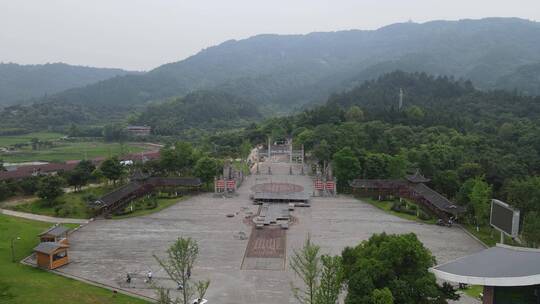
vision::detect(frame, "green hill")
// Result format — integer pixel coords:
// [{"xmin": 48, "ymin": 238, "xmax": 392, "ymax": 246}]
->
[
  {"xmin": 0, "ymin": 63, "xmax": 134, "ymax": 106},
  {"xmin": 132, "ymin": 90, "xmax": 262, "ymax": 135}
]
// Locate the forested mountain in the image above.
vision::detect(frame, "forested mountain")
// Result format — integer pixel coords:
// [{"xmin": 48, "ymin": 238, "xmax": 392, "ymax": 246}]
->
[
  {"xmin": 495, "ymin": 62, "xmax": 540, "ymax": 96},
  {"xmin": 36, "ymin": 18, "xmax": 540, "ymax": 111},
  {"xmin": 132, "ymin": 90, "xmax": 261, "ymax": 135},
  {"xmin": 0, "ymin": 63, "xmax": 134, "ymax": 105}
]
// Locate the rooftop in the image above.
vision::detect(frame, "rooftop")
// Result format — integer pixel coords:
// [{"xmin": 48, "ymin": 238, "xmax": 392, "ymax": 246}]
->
[
  {"xmin": 39, "ymin": 225, "xmax": 71, "ymax": 237},
  {"xmin": 411, "ymin": 183, "xmax": 465, "ymax": 214},
  {"xmin": 405, "ymin": 170, "xmax": 431, "ymax": 183},
  {"xmin": 431, "ymin": 244, "xmax": 540, "ymax": 286},
  {"xmin": 34, "ymin": 242, "xmax": 69, "ymax": 255}
]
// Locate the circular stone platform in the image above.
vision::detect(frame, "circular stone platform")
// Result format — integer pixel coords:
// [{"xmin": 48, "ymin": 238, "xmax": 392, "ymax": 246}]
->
[{"xmin": 250, "ymin": 182, "xmax": 304, "ymax": 193}]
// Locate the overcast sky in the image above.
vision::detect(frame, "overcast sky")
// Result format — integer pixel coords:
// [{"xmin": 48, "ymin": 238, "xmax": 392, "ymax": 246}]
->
[{"xmin": 1, "ymin": 0, "xmax": 539, "ymax": 71}]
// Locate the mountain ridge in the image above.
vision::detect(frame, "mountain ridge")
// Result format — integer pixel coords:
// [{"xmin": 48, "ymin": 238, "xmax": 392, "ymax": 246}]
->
[
  {"xmin": 6, "ymin": 18, "xmax": 540, "ymax": 121},
  {"xmin": 0, "ymin": 62, "xmax": 136, "ymax": 106}
]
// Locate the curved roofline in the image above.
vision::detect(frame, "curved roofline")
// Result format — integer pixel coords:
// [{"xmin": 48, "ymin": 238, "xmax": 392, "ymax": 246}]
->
[
  {"xmin": 496, "ymin": 243, "xmax": 540, "ymax": 252},
  {"xmin": 430, "ymin": 244, "xmax": 540, "ymax": 286},
  {"xmin": 430, "ymin": 268, "xmax": 540, "ymax": 286}
]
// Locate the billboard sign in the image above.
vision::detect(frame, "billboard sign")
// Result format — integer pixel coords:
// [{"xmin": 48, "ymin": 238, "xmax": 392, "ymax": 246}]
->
[{"xmin": 490, "ymin": 199, "xmax": 520, "ymax": 238}]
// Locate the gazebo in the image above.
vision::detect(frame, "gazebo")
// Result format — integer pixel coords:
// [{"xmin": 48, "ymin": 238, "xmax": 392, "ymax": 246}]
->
[
  {"xmin": 430, "ymin": 244, "xmax": 540, "ymax": 304},
  {"xmin": 34, "ymin": 242, "xmax": 70, "ymax": 270},
  {"xmin": 39, "ymin": 225, "xmax": 70, "ymax": 244}
]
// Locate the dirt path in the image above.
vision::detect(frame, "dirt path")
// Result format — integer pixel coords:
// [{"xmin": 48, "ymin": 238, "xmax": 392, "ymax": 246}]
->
[
  {"xmin": 0, "ymin": 196, "xmax": 35, "ymax": 208},
  {"xmin": 0, "ymin": 208, "xmax": 89, "ymax": 224}
]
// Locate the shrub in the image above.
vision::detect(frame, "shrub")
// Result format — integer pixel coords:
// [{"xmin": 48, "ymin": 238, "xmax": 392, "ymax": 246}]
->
[
  {"xmin": 114, "ymin": 208, "xmax": 133, "ymax": 216},
  {"xmin": 82, "ymin": 193, "xmax": 98, "ymax": 203},
  {"xmin": 418, "ymin": 210, "xmax": 432, "ymax": 221},
  {"xmin": 54, "ymin": 203, "xmax": 74, "ymax": 217},
  {"xmin": 19, "ymin": 177, "xmax": 40, "ymax": 195},
  {"xmin": 391, "ymin": 201, "xmax": 404, "ymax": 212}
]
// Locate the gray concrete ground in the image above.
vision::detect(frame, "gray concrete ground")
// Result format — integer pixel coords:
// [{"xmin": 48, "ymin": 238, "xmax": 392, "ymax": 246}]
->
[{"xmin": 57, "ymin": 160, "xmax": 483, "ymax": 303}]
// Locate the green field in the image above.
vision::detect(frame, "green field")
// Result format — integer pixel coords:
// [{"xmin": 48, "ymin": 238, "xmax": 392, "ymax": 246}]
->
[
  {"xmin": 0, "ymin": 214, "xmax": 149, "ymax": 304},
  {"xmin": 0, "ymin": 132, "xmax": 64, "ymax": 147},
  {"xmin": 1, "ymin": 141, "xmax": 147, "ymax": 163}
]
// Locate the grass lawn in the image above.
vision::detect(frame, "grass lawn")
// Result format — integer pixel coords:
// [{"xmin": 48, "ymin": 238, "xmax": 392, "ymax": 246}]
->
[
  {"xmin": 9, "ymin": 186, "xmax": 114, "ymax": 219},
  {"xmin": 1, "ymin": 141, "xmax": 147, "ymax": 163},
  {"xmin": 10, "ymin": 188, "xmax": 190, "ymax": 220},
  {"xmin": 0, "ymin": 132, "xmax": 64, "ymax": 147},
  {"xmin": 0, "ymin": 214, "xmax": 149, "ymax": 304},
  {"xmin": 462, "ymin": 224, "xmax": 518, "ymax": 247},
  {"xmin": 112, "ymin": 196, "xmax": 188, "ymax": 219},
  {"xmin": 464, "ymin": 285, "xmax": 483, "ymax": 299},
  {"xmin": 363, "ymin": 198, "xmax": 437, "ymax": 225}
]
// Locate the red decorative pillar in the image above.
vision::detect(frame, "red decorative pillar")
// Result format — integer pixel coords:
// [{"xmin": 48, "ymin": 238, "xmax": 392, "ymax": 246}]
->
[{"xmin": 483, "ymin": 286, "xmax": 494, "ymax": 304}]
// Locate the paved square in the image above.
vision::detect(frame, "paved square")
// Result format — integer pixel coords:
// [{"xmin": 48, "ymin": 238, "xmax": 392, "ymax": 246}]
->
[{"xmin": 57, "ymin": 162, "xmax": 484, "ymax": 304}]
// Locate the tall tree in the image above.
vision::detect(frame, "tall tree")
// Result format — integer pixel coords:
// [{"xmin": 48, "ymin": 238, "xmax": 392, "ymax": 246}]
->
[
  {"xmin": 313, "ymin": 140, "xmax": 332, "ymax": 164},
  {"xmin": 290, "ymin": 237, "xmax": 321, "ymax": 304},
  {"xmin": 332, "ymin": 147, "xmax": 361, "ymax": 190},
  {"xmin": 154, "ymin": 237, "xmax": 209, "ymax": 304},
  {"xmin": 314, "ymin": 255, "xmax": 343, "ymax": 304},
  {"xmin": 468, "ymin": 177, "xmax": 492, "ymax": 228},
  {"xmin": 37, "ymin": 175, "xmax": 65, "ymax": 206},
  {"xmin": 194, "ymin": 156, "xmax": 221, "ymax": 187},
  {"xmin": 239, "ymin": 140, "xmax": 252, "ymax": 160},
  {"xmin": 99, "ymin": 157, "xmax": 124, "ymax": 185}
]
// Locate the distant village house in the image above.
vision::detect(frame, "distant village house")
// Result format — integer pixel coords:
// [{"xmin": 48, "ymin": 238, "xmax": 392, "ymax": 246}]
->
[{"xmin": 126, "ymin": 125, "xmax": 151, "ymax": 137}]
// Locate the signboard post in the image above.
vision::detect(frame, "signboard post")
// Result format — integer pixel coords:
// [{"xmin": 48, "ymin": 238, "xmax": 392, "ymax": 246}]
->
[{"xmin": 490, "ymin": 199, "xmax": 520, "ymax": 244}]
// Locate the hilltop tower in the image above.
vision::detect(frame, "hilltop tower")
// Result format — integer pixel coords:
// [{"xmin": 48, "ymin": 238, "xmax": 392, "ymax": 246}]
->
[{"xmin": 399, "ymin": 88, "xmax": 404, "ymax": 110}]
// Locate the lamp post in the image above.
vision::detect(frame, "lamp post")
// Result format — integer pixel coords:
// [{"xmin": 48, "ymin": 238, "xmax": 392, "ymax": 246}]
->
[{"xmin": 11, "ymin": 236, "xmax": 21, "ymax": 263}]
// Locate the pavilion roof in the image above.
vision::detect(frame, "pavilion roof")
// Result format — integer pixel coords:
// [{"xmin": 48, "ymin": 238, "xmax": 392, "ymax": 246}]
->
[
  {"xmin": 405, "ymin": 170, "xmax": 431, "ymax": 183},
  {"xmin": 34, "ymin": 242, "xmax": 69, "ymax": 255},
  {"xmin": 431, "ymin": 244, "xmax": 540, "ymax": 286},
  {"xmin": 411, "ymin": 183, "xmax": 465, "ymax": 214},
  {"xmin": 39, "ymin": 225, "xmax": 70, "ymax": 237}
]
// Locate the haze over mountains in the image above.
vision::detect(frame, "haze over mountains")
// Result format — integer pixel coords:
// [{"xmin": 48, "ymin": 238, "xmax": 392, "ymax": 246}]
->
[
  {"xmin": 0, "ymin": 63, "xmax": 134, "ymax": 105},
  {"xmin": 2, "ymin": 17, "xmax": 540, "ymax": 129}
]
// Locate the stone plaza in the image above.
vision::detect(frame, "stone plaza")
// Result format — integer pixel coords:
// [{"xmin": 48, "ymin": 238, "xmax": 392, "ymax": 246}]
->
[{"xmin": 57, "ymin": 160, "xmax": 485, "ymax": 303}]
